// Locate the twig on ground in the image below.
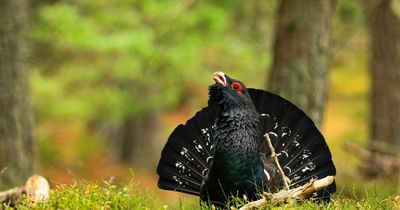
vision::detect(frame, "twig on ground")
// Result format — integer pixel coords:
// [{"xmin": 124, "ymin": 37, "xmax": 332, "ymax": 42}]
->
[
  {"xmin": 264, "ymin": 132, "xmax": 289, "ymax": 190},
  {"xmin": 239, "ymin": 176, "xmax": 335, "ymax": 210}
]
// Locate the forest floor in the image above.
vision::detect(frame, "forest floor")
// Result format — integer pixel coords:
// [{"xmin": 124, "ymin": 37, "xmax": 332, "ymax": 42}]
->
[{"xmin": 6, "ymin": 179, "xmax": 400, "ymax": 210}]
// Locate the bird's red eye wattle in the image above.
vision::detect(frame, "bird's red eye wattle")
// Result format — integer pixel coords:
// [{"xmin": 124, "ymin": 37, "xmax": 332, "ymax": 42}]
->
[{"xmin": 231, "ymin": 82, "xmax": 242, "ymax": 94}]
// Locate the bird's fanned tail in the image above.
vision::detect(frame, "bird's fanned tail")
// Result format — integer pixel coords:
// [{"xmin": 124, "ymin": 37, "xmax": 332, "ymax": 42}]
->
[
  {"xmin": 248, "ymin": 88, "xmax": 336, "ymax": 199},
  {"xmin": 156, "ymin": 106, "xmax": 216, "ymax": 195},
  {"xmin": 157, "ymin": 87, "xmax": 336, "ymax": 200}
]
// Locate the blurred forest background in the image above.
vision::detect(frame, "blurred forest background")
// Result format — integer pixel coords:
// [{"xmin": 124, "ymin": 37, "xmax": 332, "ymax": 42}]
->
[{"xmin": 1, "ymin": 0, "xmax": 399, "ymax": 206}]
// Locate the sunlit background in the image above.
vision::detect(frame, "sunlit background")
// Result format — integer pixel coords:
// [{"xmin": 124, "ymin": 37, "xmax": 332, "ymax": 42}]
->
[{"xmin": 2, "ymin": 0, "xmax": 399, "ymax": 207}]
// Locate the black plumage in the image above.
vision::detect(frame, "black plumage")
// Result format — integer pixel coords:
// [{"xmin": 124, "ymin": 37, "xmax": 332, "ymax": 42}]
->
[{"xmin": 156, "ymin": 72, "xmax": 336, "ymax": 207}]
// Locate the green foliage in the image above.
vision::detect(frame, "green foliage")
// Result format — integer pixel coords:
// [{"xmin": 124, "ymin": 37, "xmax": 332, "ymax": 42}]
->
[
  {"xmin": 31, "ymin": 0, "xmax": 272, "ymax": 122},
  {"xmin": 29, "ymin": 0, "xmax": 275, "ymax": 172},
  {"xmin": 37, "ymin": 138, "xmax": 59, "ymax": 167},
  {"xmin": 337, "ymin": 0, "xmax": 363, "ymax": 23},
  {"xmin": 332, "ymin": 0, "xmax": 366, "ymax": 53}
]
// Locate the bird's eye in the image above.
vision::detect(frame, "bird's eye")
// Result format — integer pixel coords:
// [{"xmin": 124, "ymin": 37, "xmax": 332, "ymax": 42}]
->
[{"xmin": 231, "ymin": 82, "xmax": 242, "ymax": 94}]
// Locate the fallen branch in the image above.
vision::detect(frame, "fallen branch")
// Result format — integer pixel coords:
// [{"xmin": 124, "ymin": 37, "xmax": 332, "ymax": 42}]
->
[
  {"xmin": 0, "ymin": 185, "xmax": 25, "ymax": 205},
  {"xmin": 264, "ymin": 132, "xmax": 289, "ymax": 190},
  {"xmin": 0, "ymin": 175, "xmax": 50, "ymax": 206},
  {"xmin": 239, "ymin": 176, "xmax": 335, "ymax": 210},
  {"xmin": 343, "ymin": 142, "xmax": 370, "ymax": 161},
  {"xmin": 344, "ymin": 142, "xmax": 400, "ymax": 164},
  {"xmin": 370, "ymin": 141, "xmax": 400, "ymax": 157},
  {"xmin": 344, "ymin": 142, "xmax": 400, "ymax": 177}
]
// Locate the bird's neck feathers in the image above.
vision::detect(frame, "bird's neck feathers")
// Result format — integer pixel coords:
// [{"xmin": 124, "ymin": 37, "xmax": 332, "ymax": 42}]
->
[
  {"xmin": 208, "ymin": 78, "xmax": 261, "ymax": 154},
  {"xmin": 214, "ymin": 105, "xmax": 261, "ymax": 155}
]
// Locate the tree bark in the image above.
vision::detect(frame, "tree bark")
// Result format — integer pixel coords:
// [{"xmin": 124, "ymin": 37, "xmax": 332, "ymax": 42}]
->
[
  {"xmin": 0, "ymin": 0, "xmax": 35, "ymax": 187},
  {"xmin": 268, "ymin": 0, "xmax": 336, "ymax": 127},
  {"xmin": 119, "ymin": 112, "xmax": 161, "ymax": 169},
  {"xmin": 367, "ymin": 0, "xmax": 400, "ymax": 177}
]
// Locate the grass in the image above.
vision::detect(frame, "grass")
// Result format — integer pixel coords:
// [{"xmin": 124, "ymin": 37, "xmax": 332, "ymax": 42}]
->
[
  {"xmin": 5, "ymin": 178, "xmax": 399, "ymax": 210},
  {"xmin": 9, "ymin": 178, "xmax": 165, "ymax": 210}
]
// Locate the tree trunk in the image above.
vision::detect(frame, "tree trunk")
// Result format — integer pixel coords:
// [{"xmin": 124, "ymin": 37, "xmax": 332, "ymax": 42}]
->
[
  {"xmin": 119, "ymin": 112, "xmax": 161, "ymax": 169},
  {"xmin": 367, "ymin": 0, "xmax": 400, "ymax": 178},
  {"xmin": 0, "ymin": 0, "xmax": 35, "ymax": 187},
  {"xmin": 268, "ymin": 0, "xmax": 336, "ymax": 127}
]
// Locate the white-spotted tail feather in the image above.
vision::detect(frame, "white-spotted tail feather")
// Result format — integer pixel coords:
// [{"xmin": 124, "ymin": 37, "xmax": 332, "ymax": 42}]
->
[
  {"xmin": 157, "ymin": 106, "xmax": 216, "ymax": 196},
  {"xmin": 248, "ymin": 88, "xmax": 336, "ymax": 200}
]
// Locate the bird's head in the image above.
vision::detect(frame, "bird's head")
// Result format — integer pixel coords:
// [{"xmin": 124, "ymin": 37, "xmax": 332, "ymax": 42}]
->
[{"xmin": 208, "ymin": 72, "xmax": 254, "ymax": 112}]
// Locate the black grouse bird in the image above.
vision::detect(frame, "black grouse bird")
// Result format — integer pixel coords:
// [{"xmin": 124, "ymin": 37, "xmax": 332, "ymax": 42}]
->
[{"xmin": 157, "ymin": 72, "xmax": 336, "ymax": 207}]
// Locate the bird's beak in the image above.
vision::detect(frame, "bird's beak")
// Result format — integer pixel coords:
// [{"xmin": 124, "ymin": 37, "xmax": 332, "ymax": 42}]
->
[{"xmin": 213, "ymin": 71, "xmax": 227, "ymax": 87}]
